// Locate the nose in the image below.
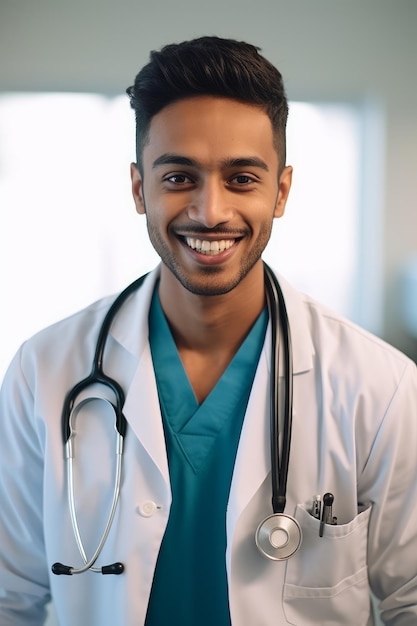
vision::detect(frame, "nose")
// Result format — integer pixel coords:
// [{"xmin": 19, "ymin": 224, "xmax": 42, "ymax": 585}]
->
[{"xmin": 187, "ymin": 178, "xmax": 234, "ymax": 228}]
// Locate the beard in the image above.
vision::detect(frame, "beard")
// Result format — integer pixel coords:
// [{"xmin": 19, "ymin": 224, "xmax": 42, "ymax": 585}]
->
[{"xmin": 144, "ymin": 219, "xmax": 273, "ymax": 297}]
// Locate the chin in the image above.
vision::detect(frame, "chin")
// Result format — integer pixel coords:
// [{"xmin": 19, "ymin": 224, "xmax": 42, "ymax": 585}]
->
[{"xmin": 175, "ymin": 267, "xmax": 247, "ymax": 297}]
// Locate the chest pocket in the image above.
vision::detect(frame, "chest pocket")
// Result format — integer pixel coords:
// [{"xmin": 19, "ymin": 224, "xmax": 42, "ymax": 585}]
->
[{"xmin": 283, "ymin": 503, "xmax": 372, "ymax": 625}]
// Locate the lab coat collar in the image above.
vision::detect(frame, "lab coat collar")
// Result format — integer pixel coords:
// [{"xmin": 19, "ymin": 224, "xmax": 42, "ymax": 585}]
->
[
  {"xmin": 110, "ymin": 266, "xmax": 160, "ymax": 355},
  {"xmin": 108, "ymin": 265, "xmax": 315, "ymax": 375},
  {"xmin": 268, "ymin": 271, "xmax": 316, "ymax": 375}
]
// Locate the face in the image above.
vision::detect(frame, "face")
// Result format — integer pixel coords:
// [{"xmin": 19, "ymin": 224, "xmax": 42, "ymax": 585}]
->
[{"xmin": 131, "ymin": 96, "xmax": 292, "ymax": 297}]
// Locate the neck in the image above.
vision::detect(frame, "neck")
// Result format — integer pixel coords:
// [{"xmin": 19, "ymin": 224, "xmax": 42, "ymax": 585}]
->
[{"xmin": 158, "ymin": 261, "xmax": 265, "ymax": 355}]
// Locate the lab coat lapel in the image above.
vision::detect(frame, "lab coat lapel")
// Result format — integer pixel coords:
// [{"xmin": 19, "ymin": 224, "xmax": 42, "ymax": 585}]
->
[
  {"xmin": 123, "ymin": 351, "xmax": 170, "ymax": 484},
  {"xmin": 108, "ymin": 267, "xmax": 170, "ymax": 485},
  {"xmin": 227, "ymin": 332, "xmax": 271, "ymax": 529}
]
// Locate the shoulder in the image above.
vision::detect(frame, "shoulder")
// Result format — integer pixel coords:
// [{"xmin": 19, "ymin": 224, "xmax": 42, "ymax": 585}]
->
[
  {"xmin": 276, "ymin": 271, "xmax": 415, "ymax": 387},
  {"xmin": 23, "ymin": 294, "xmax": 116, "ymax": 356},
  {"xmin": 14, "ymin": 269, "xmax": 159, "ymax": 380}
]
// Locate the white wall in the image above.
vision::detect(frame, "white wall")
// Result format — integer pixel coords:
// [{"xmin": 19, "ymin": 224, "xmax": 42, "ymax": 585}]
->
[{"xmin": 1, "ymin": 0, "xmax": 416, "ymax": 359}]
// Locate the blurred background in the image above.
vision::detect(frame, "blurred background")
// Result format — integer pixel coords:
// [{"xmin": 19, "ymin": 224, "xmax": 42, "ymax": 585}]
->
[
  {"xmin": 0, "ymin": 1, "xmax": 416, "ymax": 623},
  {"xmin": 1, "ymin": 0, "xmax": 417, "ymax": 378}
]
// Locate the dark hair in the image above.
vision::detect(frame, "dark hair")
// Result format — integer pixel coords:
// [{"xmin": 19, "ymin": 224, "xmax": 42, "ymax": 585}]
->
[{"xmin": 126, "ymin": 36, "xmax": 289, "ymax": 172}]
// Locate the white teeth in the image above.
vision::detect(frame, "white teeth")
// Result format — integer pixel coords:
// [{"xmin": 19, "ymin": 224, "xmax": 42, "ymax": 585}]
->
[{"xmin": 185, "ymin": 237, "xmax": 235, "ymax": 255}]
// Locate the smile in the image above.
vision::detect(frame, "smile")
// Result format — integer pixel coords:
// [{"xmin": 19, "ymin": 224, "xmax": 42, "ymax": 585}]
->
[{"xmin": 185, "ymin": 237, "xmax": 235, "ymax": 256}]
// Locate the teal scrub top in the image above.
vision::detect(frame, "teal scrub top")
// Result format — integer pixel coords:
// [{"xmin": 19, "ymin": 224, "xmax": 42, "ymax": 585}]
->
[{"xmin": 145, "ymin": 287, "xmax": 268, "ymax": 626}]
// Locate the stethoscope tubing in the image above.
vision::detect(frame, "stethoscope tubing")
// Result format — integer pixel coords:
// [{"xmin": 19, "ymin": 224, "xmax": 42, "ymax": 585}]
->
[
  {"xmin": 60, "ymin": 274, "xmax": 148, "ymax": 445},
  {"xmin": 53, "ymin": 263, "xmax": 295, "ymax": 574},
  {"xmin": 264, "ymin": 264, "xmax": 294, "ymax": 515}
]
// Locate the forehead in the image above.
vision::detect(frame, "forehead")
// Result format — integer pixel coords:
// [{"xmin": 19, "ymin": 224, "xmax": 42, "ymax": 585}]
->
[{"xmin": 142, "ymin": 96, "xmax": 279, "ymax": 170}]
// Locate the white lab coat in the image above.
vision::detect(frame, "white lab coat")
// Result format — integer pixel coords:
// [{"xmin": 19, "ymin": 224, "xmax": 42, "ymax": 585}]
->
[{"xmin": 1, "ymin": 266, "xmax": 417, "ymax": 626}]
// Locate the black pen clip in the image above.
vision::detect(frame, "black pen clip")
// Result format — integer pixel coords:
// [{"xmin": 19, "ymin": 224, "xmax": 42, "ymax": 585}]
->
[{"xmin": 319, "ymin": 492, "xmax": 334, "ymax": 537}]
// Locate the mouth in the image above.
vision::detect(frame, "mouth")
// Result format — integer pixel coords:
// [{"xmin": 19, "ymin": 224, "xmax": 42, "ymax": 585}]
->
[{"xmin": 184, "ymin": 237, "xmax": 236, "ymax": 256}]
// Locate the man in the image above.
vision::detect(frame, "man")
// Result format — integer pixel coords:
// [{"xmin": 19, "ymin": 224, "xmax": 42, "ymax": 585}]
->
[{"xmin": 1, "ymin": 36, "xmax": 417, "ymax": 626}]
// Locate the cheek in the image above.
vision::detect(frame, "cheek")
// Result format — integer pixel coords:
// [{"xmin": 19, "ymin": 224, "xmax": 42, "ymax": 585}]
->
[
  {"xmin": 150, "ymin": 192, "xmax": 189, "ymax": 224},
  {"xmin": 142, "ymin": 196, "xmax": 173, "ymax": 236}
]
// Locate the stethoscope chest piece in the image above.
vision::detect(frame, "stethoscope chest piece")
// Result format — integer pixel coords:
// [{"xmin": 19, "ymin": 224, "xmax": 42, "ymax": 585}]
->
[{"xmin": 255, "ymin": 514, "xmax": 302, "ymax": 561}]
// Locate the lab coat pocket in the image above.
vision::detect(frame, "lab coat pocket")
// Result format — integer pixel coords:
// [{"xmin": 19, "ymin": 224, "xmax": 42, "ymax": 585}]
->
[{"xmin": 283, "ymin": 503, "xmax": 372, "ymax": 625}]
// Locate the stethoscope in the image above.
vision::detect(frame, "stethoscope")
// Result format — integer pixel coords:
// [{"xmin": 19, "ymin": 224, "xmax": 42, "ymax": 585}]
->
[{"xmin": 51, "ymin": 262, "xmax": 301, "ymax": 576}]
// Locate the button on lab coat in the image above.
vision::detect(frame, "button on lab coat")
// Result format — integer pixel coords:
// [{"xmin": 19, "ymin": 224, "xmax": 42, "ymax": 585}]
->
[{"xmin": 1, "ymin": 266, "xmax": 417, "ymax": 625}]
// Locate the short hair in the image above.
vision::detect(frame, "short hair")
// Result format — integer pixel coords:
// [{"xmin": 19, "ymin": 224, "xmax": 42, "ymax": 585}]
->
[{"xmin": 126, "ymin": 36, "xmax": 289, "ymax": 173}]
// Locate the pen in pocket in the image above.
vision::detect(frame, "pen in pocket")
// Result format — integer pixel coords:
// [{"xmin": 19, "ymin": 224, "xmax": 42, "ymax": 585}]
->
[
  {"xmin": 319, "ymin": 492, "xmax": 335, "ymax": 537},
  {"xmin": 311, "ymin": 494, "xmax": 321, "ymax": 519}
]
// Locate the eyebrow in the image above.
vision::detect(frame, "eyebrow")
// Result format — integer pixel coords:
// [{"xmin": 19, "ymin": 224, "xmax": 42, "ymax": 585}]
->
[{"xmin": 152, "ymin": 153, "xmax": 270, "ymax": 172}]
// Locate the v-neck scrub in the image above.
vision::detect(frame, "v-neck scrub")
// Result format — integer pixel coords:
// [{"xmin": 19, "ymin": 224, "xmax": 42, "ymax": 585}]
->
[{"xmin": 145, "ymin": 287, "xmax": 268, "ymax": 626}]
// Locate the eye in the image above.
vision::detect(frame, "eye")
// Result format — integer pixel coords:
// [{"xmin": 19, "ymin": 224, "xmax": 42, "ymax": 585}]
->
[
  {"xmin": 229, "ymin": 173, "xmax": 256, "ymax": 186},
  {"xmin": 235, "ymin": 175, "xmax": 251, "ymax": 184},
  {"xmin": 164, "ymin": 173, "xmax": 193, "ymax": 185}
]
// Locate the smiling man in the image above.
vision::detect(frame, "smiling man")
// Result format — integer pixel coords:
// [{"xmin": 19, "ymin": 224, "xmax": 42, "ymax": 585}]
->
[
  {"xmin": 1, "ymin": 36, "xmax": 417, "ymax": 626},
  {"xmin": 131, "ymin": 96, "xmax": 290, "ymax": 299},
  {"xmin": 130, "ymin": 94, "xmax": 292, "ymax": 406}
]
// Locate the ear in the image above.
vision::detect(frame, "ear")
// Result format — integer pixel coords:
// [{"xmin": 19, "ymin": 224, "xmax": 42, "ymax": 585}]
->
[
  {"xmin": 274, "ymin": 165, "xmax": 293, "ymax": 218},
  {"xmin": 130, "ymin": 162, "xmax": 146, "ymax": 215}
]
